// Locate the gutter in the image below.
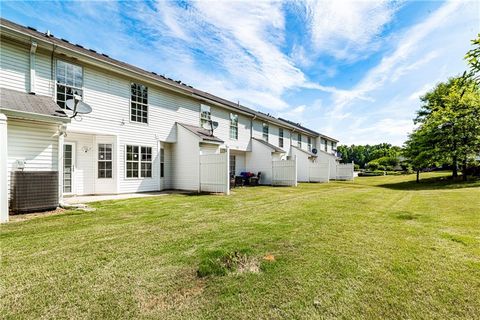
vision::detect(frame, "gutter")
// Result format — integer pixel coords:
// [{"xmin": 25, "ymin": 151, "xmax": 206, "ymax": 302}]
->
[{"xmin": 0, "ymin": 109, "xmax": 70, "ymax": 124}]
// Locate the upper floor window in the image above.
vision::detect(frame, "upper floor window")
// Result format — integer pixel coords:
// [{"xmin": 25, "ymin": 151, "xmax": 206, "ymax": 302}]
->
[
  {"xmin": 200, "ymin": 104, "xmax": 211, "ymax": 127},
  {"xmin": 56, "ymin": 60, "xmax": 83, "ymax": 109},
  {"xmin": 131, "ymin": 83, "xmax": 148, "ymax": 123},
  {"xmin": 307, "ymin": 137, "xmax": 312, "ymax": 152},
  {"xmin": 324, "ymin": 139, "xmax": 328, "ymax": 152},
  {"xmin": 332, "ymin": 141, "xmax": 337, "ymax": 151},
  {"xmin": 279, "ymin": 128, "xmax": 284, "ymax": 148},
  {"xmin": 262, "ymin": 123, "xmax": 269, "ymax": 142},
  {"xmin": 297, "ymin": 133, "xmax": 302, "ymax": 148},
  {"xmin": 230, "ymin": 113, "xmax": 238, "ymax": 140}
]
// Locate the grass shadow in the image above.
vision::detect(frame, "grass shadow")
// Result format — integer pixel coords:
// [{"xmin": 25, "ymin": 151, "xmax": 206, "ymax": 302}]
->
[{"xmin": 378, "ymin": 175, "xmax": 480, "ymax": 191}]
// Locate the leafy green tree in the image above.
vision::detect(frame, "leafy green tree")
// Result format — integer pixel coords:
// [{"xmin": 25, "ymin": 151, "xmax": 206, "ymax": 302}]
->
[
  {"xmin": 465, "ymin": 33, "xmax": 480, "ymax": 82},
  {"xmin": 405, "ymin": 76, "xmax": 480, "ymax": 180}
]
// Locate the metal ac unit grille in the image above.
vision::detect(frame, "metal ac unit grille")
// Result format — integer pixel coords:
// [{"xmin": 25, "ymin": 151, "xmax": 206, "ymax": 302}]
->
[{"xmin": 10, "ymin": 171, "xmax": 59, "ymax": 214}]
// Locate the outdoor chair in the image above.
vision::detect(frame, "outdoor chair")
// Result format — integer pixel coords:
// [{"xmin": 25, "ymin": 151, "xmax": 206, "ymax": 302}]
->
[{"xmin": 250, "ymin": 172, "xmax": 261, "ymax": 186}]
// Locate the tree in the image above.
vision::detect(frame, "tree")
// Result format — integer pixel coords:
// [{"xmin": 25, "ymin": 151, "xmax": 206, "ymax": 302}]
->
[
  {"xmin": 337, "ymin": 143, "xmax": 401, "ymax": 169},
  {"xmin": 405, "ymin": 76, "xmax": 480, "ymax": 181},
  {"xmin": 403, "ymin": 127, "xmax": 438, "ymax": 182},
  {"xmin": 465, "ymin": 33, "xmax": 480, "ymax": 82}
]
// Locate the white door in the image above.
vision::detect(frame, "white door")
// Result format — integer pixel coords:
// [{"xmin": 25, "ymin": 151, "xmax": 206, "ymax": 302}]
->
[{"xmin": 63, "ymin": 142, "xmax": 76, "ymax": 195}]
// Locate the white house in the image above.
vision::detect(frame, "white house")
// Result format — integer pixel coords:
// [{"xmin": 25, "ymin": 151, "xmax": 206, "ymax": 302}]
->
[{"xmin": 0, "ymin": 18, "xmax": 342, "ymax": 222}]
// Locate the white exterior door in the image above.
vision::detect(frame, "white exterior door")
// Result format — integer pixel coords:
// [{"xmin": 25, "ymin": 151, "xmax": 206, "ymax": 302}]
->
[
  {"xmin": 94, "ymin": 137, "xmax": 116, "ymax": 194},
  {"xmin": 63, "ymin": 142, "xmax": 76, "ymax": 195}
]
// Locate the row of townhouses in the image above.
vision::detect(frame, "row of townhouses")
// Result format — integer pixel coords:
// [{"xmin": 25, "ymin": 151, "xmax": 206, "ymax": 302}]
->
[{"xmin": 0, "ymin": 18, "xmax": 346, "ymax": 222}]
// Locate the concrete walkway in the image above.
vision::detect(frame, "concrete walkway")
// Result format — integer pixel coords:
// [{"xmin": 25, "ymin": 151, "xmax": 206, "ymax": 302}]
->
[{"xmin": 63, "ymin": 190, "xmax": 185, "ymax": 205}]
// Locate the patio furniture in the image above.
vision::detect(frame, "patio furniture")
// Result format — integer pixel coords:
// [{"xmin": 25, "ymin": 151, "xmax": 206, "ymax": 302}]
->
[
  {"xmin": 234, "ymin": 176, "xmax": 245, "ymax": 187},
  {"xmin": 250, "ymin": 172, "xmax": 262, "ymax": 186}
]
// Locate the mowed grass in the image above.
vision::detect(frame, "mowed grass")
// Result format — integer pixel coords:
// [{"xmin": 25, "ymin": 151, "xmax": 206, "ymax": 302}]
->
[{"xmin": 1, "ymin": 172, "xmax": 479, "ymax": 319}]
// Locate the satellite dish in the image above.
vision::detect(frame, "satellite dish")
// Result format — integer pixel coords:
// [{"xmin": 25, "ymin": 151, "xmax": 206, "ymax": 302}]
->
[
  {"xmin": 65, "ymin": 99, "xmax": 75, "ymax": 111},
  {"xmin": 211, "ymin": 121, "xmax": 218, "ymax": 130},
  {"xmin": 75, "ymin": 101, "xmax": 92, "ymax": 114},
  {"xmin": 312, "ymin": 148, "xmax": 318, "ymax": 154},
  {"xmin": 201, "ymin": 121, "xmax": 211, "ymax": 130},
  {"xmin": 64, "ymin": 98, "xmax": 92, "ymax": 118}
]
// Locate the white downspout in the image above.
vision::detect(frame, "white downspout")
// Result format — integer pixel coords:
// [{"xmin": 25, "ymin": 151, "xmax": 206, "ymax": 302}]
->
[
  {"xmin": 29, "ymin": 41, "xmax": 37, "ymax": 94},
  {"xmin": 0, "ymin": 113, "xmax": 9, "ymax": 222},
  {"xmin": 57, "ymin": 124, "xmax": 66, "ymax": 206}
]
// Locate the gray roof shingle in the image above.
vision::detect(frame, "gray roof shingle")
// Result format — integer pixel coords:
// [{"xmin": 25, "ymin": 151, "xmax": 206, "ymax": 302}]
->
[
  {"xmin": 0, "ymin": 88, "xmax": 68, "ymax": 120},
  {"xmin": 252, "ymin": 137, "xmax": 285, "ymax": 153},
  {"xmin": 178, "ymin": 123, "xmax": 224, "ymax": 143}
]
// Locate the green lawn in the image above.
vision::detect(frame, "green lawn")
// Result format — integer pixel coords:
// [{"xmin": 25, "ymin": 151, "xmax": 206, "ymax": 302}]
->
[{"xmin": 1, "ymin": 172, "xmax": 479, "ymax": 319}]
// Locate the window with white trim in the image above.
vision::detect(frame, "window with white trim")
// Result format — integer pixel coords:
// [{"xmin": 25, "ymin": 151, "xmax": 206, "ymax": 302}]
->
[
  {"xmin": 200, "ymin": 104, "xmax": 211, "ymax": 127},
  {"xmin": 297, "ymin": 133, "xmax": 302, "ymax": 148},
  {"xmin": 279, "ymin": 128, "xmax": 284, "ymax": 148},
  {"xmin": 98, "ymin": 144, "xmax": 113, "ymax": 178},
  {"xmin": 126, "ymin": 145, "xmax": 152, "ymax": 178},
  {"xmin": 56, "ymin": 60, "xmax": 83, "ymax": 109},
  {"xmin": 262, "ymin": 123, "xmax": 269, "ymax": 142},
  {"xmin": 229, "ymin": 155, "xmax": 236, "ymax": 177},
  {"xmin": 307, "ymin": 137, "xmax": 312, "ymax": 152},
  {"xmin": 131, "ymin": 83, "xmax": 148, "ymax": 123},
  {"xmin": 230, "ymin": 113, "xmax": 238, "ymax": 140},
  {"xmin": 160, "ymin": 148, "xmax": 165, "ymax": 178},
  {"xmin": 324, "ymin": 139, "xmax": 328, "ymax": 152}
]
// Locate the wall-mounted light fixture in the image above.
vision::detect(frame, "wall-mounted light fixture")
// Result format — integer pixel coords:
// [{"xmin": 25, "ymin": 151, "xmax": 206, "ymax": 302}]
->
[{"xmin": 81, "ymin": 146, "xmax": 92, "ymax": 153}]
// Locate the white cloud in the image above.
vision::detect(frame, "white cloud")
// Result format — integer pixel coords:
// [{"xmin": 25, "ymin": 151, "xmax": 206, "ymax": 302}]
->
[
  {"xmin": 303, "ymin": 0, "xmax": 399, "ymax": 60},
  {"xmin": 330, "ymin": 0, "xmax": 466, "ymax": 114}
]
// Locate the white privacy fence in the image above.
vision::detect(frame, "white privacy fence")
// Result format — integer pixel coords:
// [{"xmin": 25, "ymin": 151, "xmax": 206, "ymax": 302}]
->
[
  {"xmin": 336, "ymin": 163, "xmax": 354, "ymax": 180},
  {"xmin": 272, "ymin": 159, "xmax": 297, "ymax": 187},
  {"xmin": 309, "ymin": 161, "xmax": 330, "ymax": 183},
  {"xmin": 199, "ymin": 150, "xmax": 230, "ymax": 194}
]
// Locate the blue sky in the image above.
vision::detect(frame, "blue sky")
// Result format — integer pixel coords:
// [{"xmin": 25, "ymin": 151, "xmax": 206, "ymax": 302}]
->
[{"xmin": 1, "ymin": 0, "xmax": 478, "ymax": 145}]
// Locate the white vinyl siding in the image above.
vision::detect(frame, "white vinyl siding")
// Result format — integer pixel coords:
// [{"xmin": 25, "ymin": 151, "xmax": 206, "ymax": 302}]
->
[
  {"xmin": 0, "ymin": 41, "xmax": 29, "ymax": 92},
  {"xmin": 6, "ymin": 119, "xmax": 59, "ymax": 200}
]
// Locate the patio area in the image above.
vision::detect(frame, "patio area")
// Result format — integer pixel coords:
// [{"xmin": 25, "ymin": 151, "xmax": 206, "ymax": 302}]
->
[{"xmin": 63, "ymin": 190, "xmax": 186, "ymax": 205}]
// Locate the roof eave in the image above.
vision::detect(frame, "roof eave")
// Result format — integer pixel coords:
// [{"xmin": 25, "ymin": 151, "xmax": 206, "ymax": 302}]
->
[{"xmin": 0, "ymin": 108, "xmax": 70, "ymax": 124}]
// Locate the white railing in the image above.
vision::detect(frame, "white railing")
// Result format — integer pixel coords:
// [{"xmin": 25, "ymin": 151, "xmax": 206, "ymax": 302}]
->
[
  {"xmin": 336, "ymin": 162, "xmax": 354, "ymax": 181},
  {"xmin": 199, "ymin": 149, "xmax": 230, "ymax": 194},
  {"xmin": 309, "ymin": 161, "xmax": 330, "ymax": 182},
  {"xmin": 272, "ymin": 158, "xmax": 297, "ymax": 186}
]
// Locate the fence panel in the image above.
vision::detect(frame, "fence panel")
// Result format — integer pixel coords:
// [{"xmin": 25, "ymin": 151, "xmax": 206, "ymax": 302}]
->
[
  {"xmin": 336, "ymin": 163, "xmax": 354, "ymax": 180},
  {"xmin": 200, "ymin": 150, "xmax": 230, "ymax": 194},
  {"xmin": 309, "ymin": 161, "xmax": 330, "ymax": 182},
  {"xmin": 272, "ymin": 159, "xmax": 297, "ymax": 186}
]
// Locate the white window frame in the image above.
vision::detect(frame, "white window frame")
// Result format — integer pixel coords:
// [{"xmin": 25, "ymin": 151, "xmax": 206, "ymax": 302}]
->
[
  {"xmin": 297, "ymin": 133, "xmax": 302, "ymax": 148},
  {"xmin": 229, "ymin": 154, "xmax": 236, "ymax": 177},
  {"xmin": 125, "ymin": 145, "xmax": 153, "ymax": 179},
  {"xmin": 160, "ymin": 148, "xmax": 165, "ymax": 178},
  {"xmin": 55, "ymin": 59, "xmax": 83, "ymax": 109},
  {"xmin": 262, "ymin": 123, "xmax": 269, "ymax": 142},
  {"xmin": 279, "ymin": 128, "xmax": 284, "ymax": 148},
  {"xmin": 230, "ymin": 113, "xmax": 238, "ymax": 140},
  {"xmin": 307, "ymin": 137, "xmax": 312, "ymax": 152},
  {"xmin": 200, "ymin": 104, "xmax": 211, "ymax": 127},
  {"xmin": 98, "ymin": 143, "xmax": 113, "ymax": 179},
  {"xmin": 130, "ymin": 83, "xmax": 149, "ymax": 124}
]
